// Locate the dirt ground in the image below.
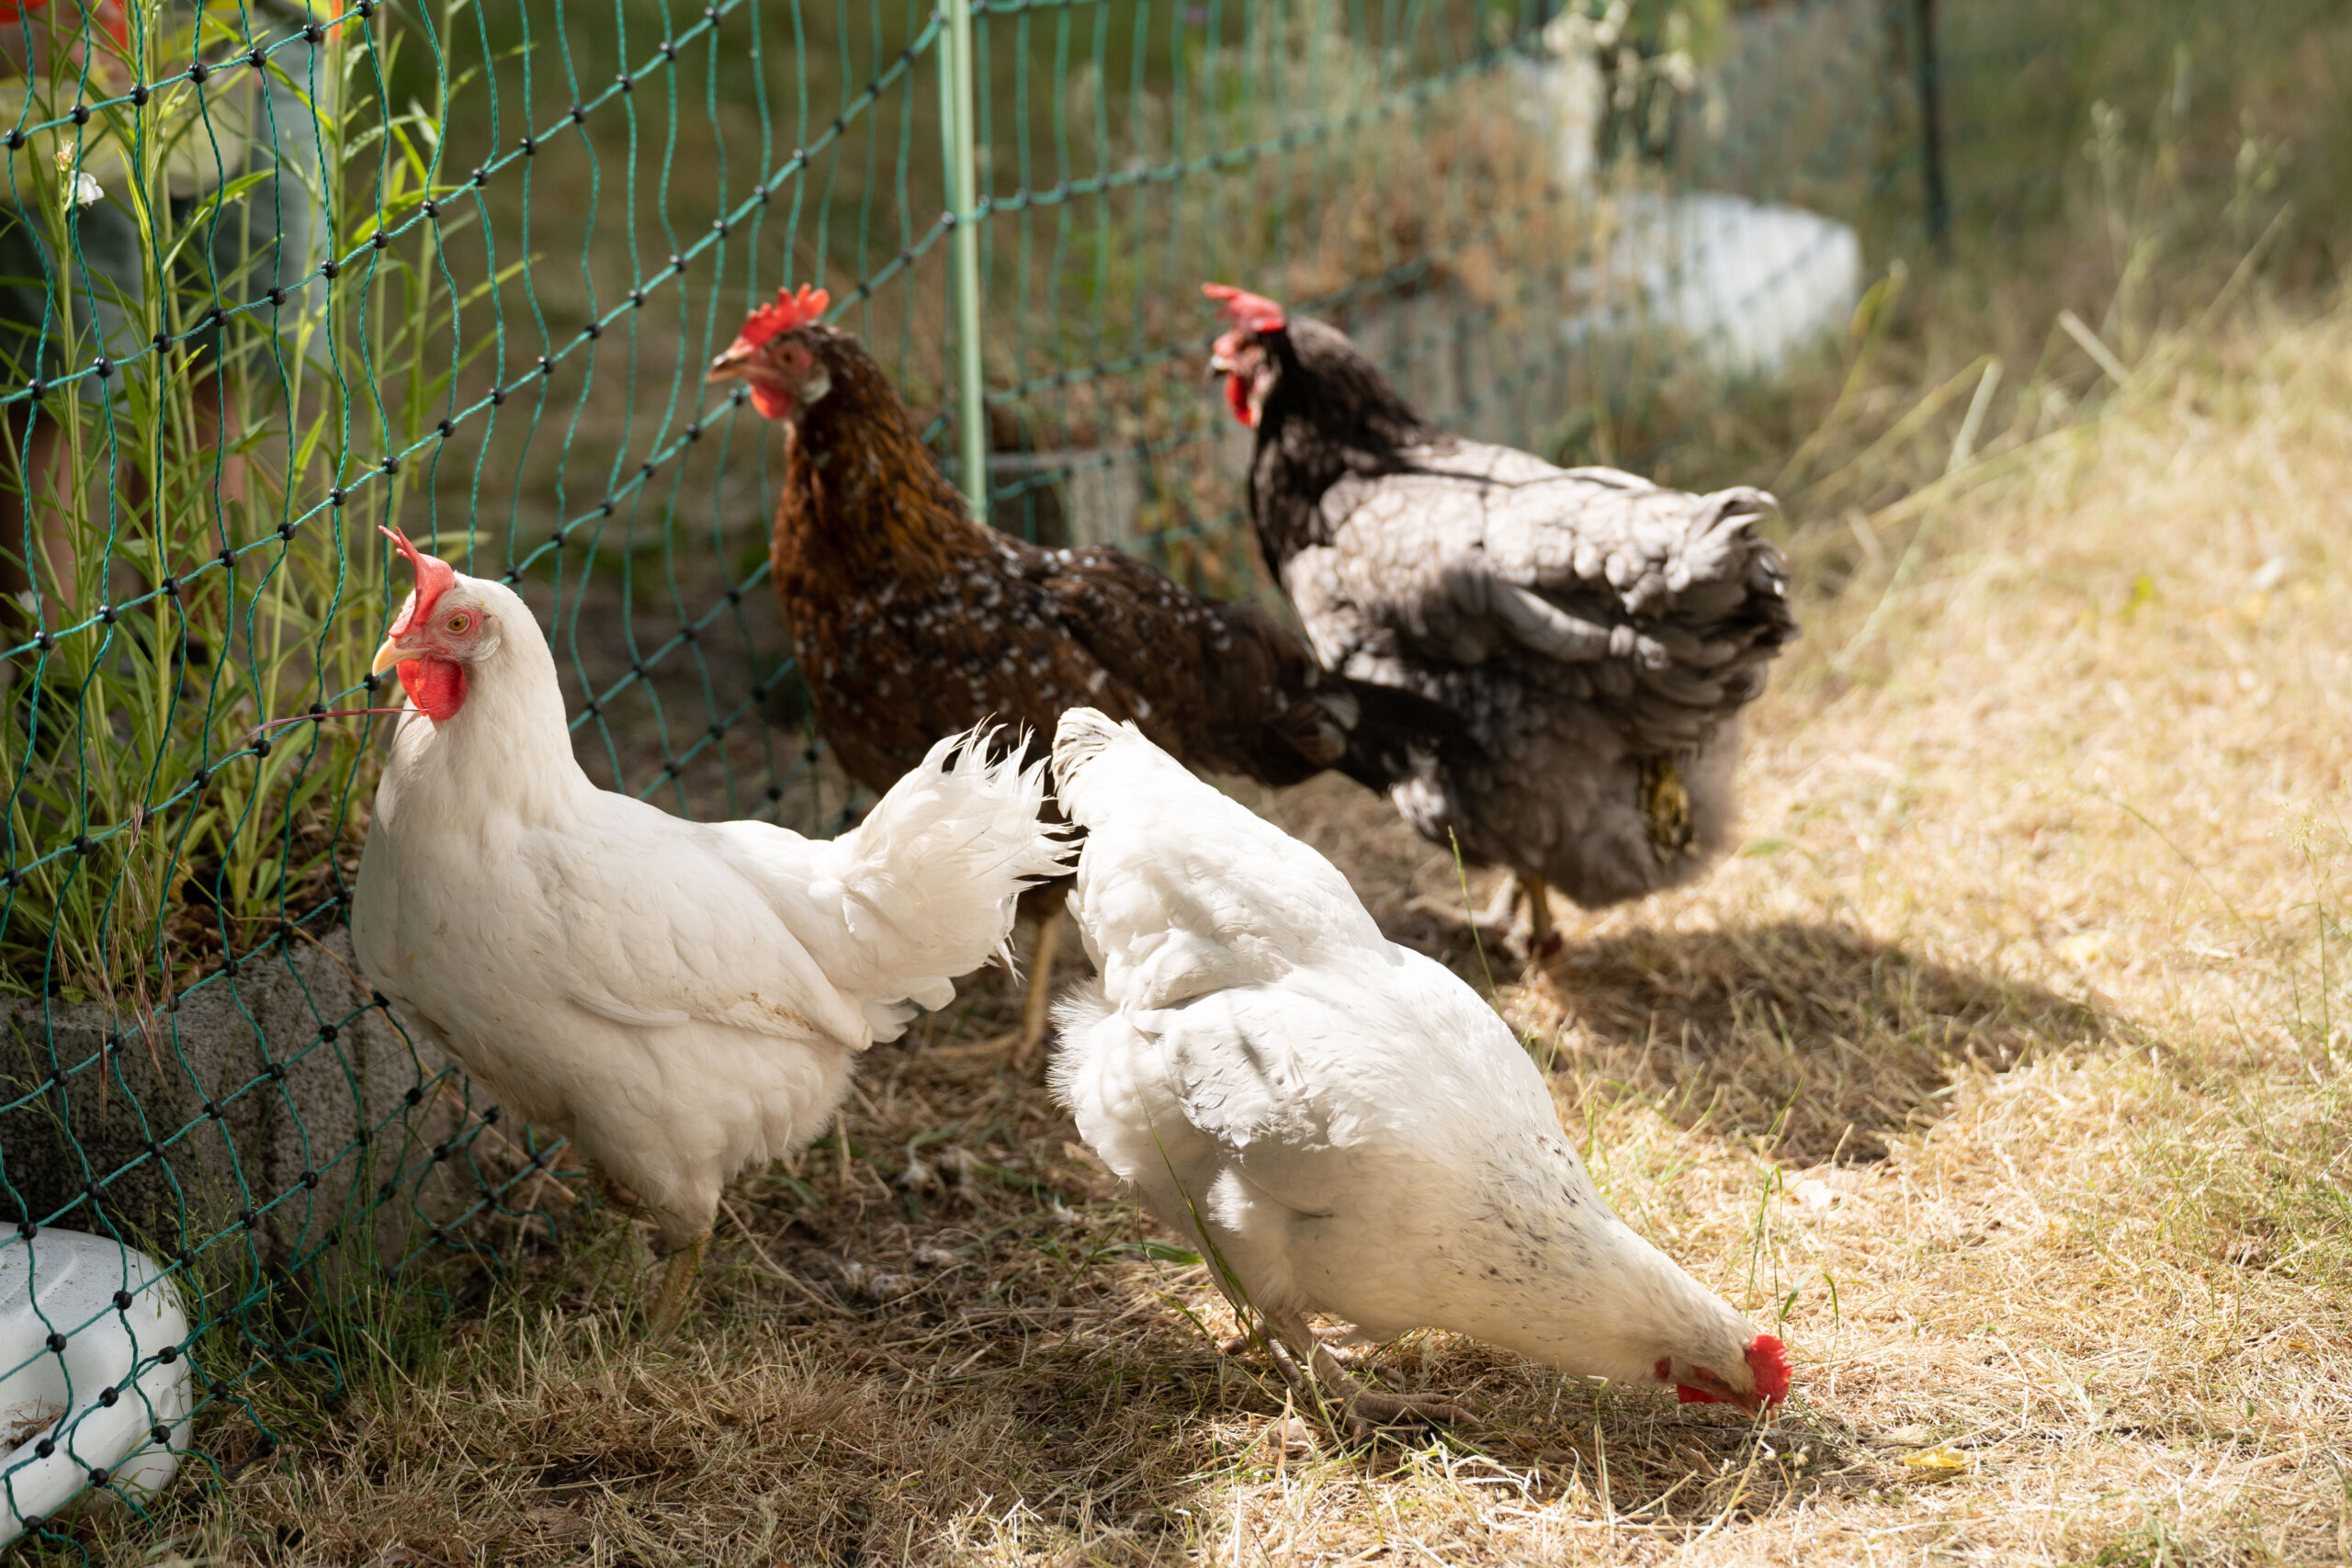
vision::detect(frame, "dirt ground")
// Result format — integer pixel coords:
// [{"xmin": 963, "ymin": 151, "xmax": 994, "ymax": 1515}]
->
[{"xmin": 100, "ymin": 294, "xmax": 2352, "ymax": 1566}]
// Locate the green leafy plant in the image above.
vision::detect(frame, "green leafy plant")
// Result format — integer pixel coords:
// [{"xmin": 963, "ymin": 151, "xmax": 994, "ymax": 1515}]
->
[{"xmin": 0, "ymin": 3, "xmax": 483, "ymax": 1001}]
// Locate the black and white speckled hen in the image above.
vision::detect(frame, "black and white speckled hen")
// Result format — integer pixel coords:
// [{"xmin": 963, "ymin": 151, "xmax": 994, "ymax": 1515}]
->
[
  {"xmin": 1204, "ymin": 283, "xmax": 1798, "ymax": 953},
  {"xmin": 708, "ymin": 285, "xmax": 1457, "ymax": 1060}
]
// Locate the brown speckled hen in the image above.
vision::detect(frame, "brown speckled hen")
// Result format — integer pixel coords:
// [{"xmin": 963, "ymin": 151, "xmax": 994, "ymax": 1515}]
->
[
  {"xmin": 1204, "ymin": 282, "xmax": 1799, "ymax": 957},
  {"xmin": 709, "ymin": 285, "xmax": 1457, "ymax": 1061}
]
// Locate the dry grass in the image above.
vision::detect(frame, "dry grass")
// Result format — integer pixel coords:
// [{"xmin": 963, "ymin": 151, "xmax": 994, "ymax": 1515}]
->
[{"xmin": 82, "ymin": 285, "xmax": 2352, "ymax": 1563}]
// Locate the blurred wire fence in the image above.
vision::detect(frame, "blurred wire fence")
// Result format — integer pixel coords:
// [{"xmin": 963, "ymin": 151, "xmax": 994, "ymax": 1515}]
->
[{"xmin": 0, "ymin": 0, "xmax": 2241, "ymax": 1548}]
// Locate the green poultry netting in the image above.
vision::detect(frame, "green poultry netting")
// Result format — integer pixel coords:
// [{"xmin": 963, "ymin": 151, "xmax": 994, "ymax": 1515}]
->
[{"xmin": 0, "ymin": 0, "xmax": 2222, "ymax": 1549}]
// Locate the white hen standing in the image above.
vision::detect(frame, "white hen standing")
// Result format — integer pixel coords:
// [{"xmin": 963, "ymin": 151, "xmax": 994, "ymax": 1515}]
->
[
  {"xmin": 1048, "ymin": 706, "xmax": 1791, "ymax": 1430},
  {"xmin": 351, "ymin": 528, "xmax": 1067, "ymax": 1333}
]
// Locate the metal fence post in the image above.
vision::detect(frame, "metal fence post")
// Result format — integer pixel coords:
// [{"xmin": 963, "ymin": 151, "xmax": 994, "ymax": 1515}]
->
[
  {"xmin": 937, "ymin": 1, "xmax": 989, "ymax": 521},
  {"xmin": 1912, "ymin": 0, "xmax": 1951, "ymax": 252}
]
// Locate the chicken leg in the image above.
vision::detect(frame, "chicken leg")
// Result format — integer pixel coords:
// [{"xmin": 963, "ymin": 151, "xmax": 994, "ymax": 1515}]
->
[
  {"xmin": 1005, "ymin": 908, "xmax": 1063, "ymax": 1069},
  {"xmin": 933, "ymin": 907, "xmax": 1063, "ymax": 1067},
  {"xmin": 1521, "ymin": 873, "xmax": 1562, "ymax": 963},
  {"xmin": 1260, "ymin": 1307, "xmax": 1465, "ymax": 1439},
  {"xmin": 646, "ymin": 1228, "xmax": 710, "ymax": 1338}
]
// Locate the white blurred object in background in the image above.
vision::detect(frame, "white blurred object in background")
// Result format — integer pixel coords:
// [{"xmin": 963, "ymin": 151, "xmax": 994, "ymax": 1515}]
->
[{"xmin": 1569, "ymin": 191, "xmax": 1865, "ymax": 379}]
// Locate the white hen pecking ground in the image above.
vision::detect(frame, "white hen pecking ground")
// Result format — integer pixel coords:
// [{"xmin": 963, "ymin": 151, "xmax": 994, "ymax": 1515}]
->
[{"xmin": 94, "ymin": 296, "xmax": 2352, "ymax": 1565}]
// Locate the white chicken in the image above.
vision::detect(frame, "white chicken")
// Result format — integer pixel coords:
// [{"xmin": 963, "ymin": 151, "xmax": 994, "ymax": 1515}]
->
[
  {"xmin": 1047, "ymin": 706, "xmax": 1792, "ymax": 1430},
  {"xmin": 350, "ymin": 528, "xmax": 1067, "ymax": 1333}
]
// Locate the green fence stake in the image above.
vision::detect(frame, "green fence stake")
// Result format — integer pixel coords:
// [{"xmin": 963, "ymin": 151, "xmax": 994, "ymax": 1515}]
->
[{"xmin": 938, "ymin": 0, "xmax": 988, "ymax": 520}]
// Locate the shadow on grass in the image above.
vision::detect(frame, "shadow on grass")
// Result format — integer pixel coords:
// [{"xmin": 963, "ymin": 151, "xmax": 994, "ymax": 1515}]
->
[{"xmin": 1539, "ymin": 920, "xmax": 2115, "ymax": 1164}]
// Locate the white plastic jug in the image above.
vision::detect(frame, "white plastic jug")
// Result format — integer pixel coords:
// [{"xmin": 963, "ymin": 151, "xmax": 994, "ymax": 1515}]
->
[{"xmin": 0, "ymin": 1229, "xmax": 192, "ymax": 1546}]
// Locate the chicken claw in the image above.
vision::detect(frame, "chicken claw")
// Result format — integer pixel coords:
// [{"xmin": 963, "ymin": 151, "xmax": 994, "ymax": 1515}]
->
[{"xmin": 1260, "ymin": 1320, "xmax": 1465, "ymax": 1439}]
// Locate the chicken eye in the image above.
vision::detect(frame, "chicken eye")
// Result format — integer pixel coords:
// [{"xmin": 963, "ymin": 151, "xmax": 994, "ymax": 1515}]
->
[{"xmin": 445, "ymin": 612, "xmax": 470, "ymax": 635}]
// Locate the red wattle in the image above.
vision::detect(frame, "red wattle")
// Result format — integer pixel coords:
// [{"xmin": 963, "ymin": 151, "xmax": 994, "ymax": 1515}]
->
[
  {"xmin": 1675, "ymin": 1384, "xmax": 1719, "ymax": 1404},
  {"xmin": 751, "ymin": 383, "xmax": 794, "ymax": 421},
  {"xmin": 1224, "ymin": 371, "xmax": 1254, "ymax": 428},
  {"xmin": 398, "ymin": 657, "xmax": 468, "ymax": 722}
]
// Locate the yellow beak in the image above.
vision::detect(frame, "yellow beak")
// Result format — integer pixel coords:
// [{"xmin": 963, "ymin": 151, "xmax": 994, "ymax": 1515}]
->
[{"xmin": 371, "ymin": 636, "xmax": 404, "ymax": 678}]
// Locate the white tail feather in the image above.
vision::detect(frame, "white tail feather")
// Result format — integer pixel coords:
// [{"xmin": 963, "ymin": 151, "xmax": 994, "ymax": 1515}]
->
[{"xmin": 819, "ymin": 726, "xmax": 1072, "ymax": 1037}]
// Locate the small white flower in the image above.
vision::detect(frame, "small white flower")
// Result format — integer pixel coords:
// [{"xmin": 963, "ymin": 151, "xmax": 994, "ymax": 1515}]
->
[{"xmin": 54, "ymin": 144, "xmax": 103, "ymax": 206}]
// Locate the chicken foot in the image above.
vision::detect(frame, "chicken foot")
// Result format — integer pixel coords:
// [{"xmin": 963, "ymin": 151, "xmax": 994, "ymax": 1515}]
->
[
  {"xmin": 1261, "ymin": 1309, "xmax": 1466, "ymax": 1439},
  {"xmin": 645, "ymin": 1228, "xmax": 710, "ymax": 1339}
]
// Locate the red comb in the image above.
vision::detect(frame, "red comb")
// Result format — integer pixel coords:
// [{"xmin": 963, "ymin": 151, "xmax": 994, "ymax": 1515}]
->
[
  {"xmin": 735, "ymin": 283, "xmax": 831, "ymax": 350},
  {"xmin": 380, "ymin": 525, "xmax": 458, "ymax": 636},
  {"xmin": 1746, "ymin": 1334, "xmax": 1792, "ymax": 1405},
  {"xmin": 1202, "ymin": 281, "xmax": 1286, "ymax": 334}
]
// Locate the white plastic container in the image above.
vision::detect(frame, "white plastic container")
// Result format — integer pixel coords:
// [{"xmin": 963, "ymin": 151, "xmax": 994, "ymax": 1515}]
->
[{"xmin": 0, "ymin": 1230, "xmax": 192, "ymax": 1546}]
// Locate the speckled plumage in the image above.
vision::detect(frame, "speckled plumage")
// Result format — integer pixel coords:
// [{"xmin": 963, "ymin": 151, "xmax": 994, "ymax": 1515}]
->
[
  {"xmin": 1235, "ymin": 312, "xmax": 1799, "ymax": 907},
  {"xmin": 763, "ymin": 322, "xmax": 1454, "ymax": 802}
]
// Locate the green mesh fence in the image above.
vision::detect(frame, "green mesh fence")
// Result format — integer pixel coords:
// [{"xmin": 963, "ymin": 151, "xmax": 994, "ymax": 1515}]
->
[{"xmin": 0, "ymin": 0, "xmax": 2224, "ymax": 1550}]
